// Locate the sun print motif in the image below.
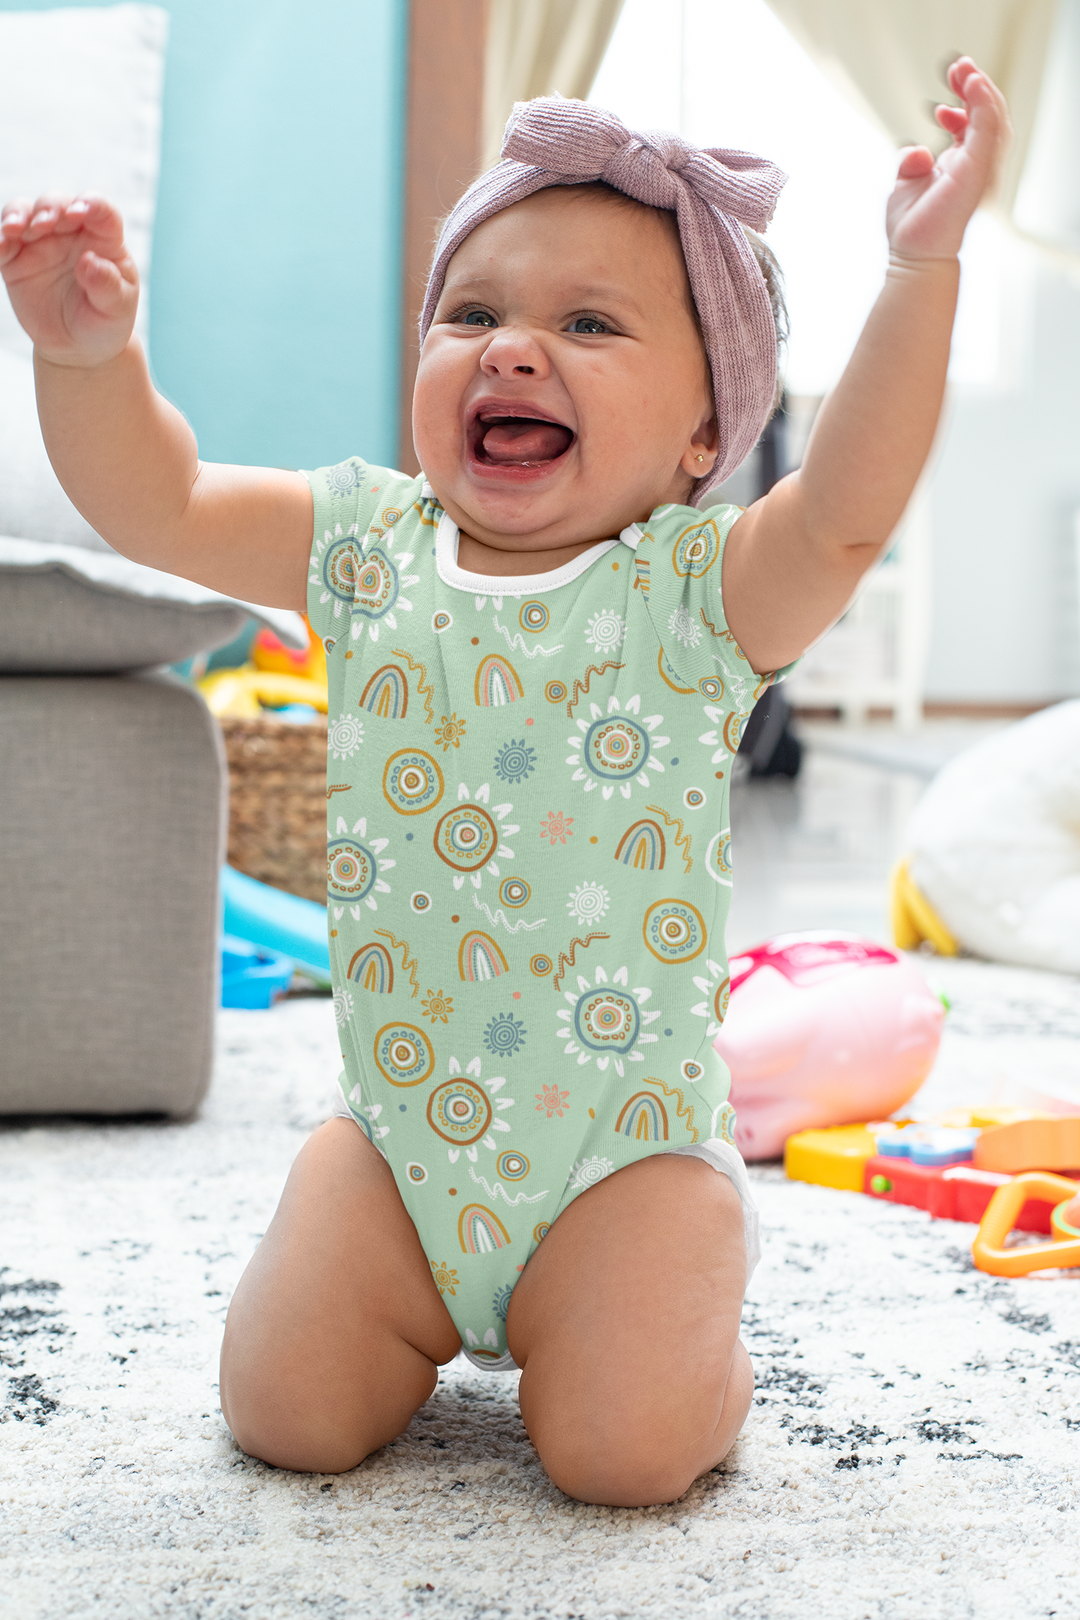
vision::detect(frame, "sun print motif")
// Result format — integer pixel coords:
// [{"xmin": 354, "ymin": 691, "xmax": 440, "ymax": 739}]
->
[
  {"xmin": 326, "ymin": 814, "xmax": 394, "ymax": 920},
  {"xmin": 583, "ymin": 607, "xmax": 626, "ymax": 655},
  {"xmin": 535, "ymin": 1083, "xmax": 570, "ymax": 1119},
  {"xmin": 327, "ymin": 712, "xmax": 364, "ymax": 760},
  {"xmin": 690, "ymin": 957, "xmax": 731, "ymax": 1038},
  {"xmin": 565, "ymin": 692, "xmax": 670, "ymax": 801},
  {"xmin": 566, "ymin": 881, "xmax": 610, "ymax": 926},
  {"xmin": 433, "ymin": 782, "xmax": 520, "ymax": 891},
  {"xmin": 668, "ymin": 604, "xmax": 702, "ymax": 650},
  {"xmin": 427, "ymin": 1054, "xmax": 516, "ymax": 1164},
  {"xmin": 555, "ymin": 963, "xmax": 662, "ymax": 1076}
]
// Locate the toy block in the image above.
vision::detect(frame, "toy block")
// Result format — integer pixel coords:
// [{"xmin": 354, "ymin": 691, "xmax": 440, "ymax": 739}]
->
[{"xmin": 974, "ymin": 1116, "xmax": 1080, "ymax": 1176}]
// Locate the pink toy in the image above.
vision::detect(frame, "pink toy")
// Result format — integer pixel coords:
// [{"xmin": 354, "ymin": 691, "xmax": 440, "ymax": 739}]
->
[{"xmin": 715, "ymin": 932, "xmax": 945, "ymax": 1161}]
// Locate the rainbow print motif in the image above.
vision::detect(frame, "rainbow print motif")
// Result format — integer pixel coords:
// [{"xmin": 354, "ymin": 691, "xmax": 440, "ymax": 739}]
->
[
  {"xmin": 615, "ymin": 818, "xmax": 666, "ymax": 871},
  {"xmin": 615, "ymin": 1091, "xmax": 670, "ymax": 1141},
  {"xmin": 348, "ymin": 942, "xmax": 394, "ymax": 993},
  {"xmin": 474, "ymin": 654, "xmax": 524, "ymax": 706},
  {"xmin": 360, "ymin": 663, "xmax": 409, "ymax": 718},
  {"xmin": 459, "ymin": 1204, "xmax": 511, "ymax": 1253},
  {"xmin": 458, "ymin": 931, "xmax": 509, "ymax": 981}
]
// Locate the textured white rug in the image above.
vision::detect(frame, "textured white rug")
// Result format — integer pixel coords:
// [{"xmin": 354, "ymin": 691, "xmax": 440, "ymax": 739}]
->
[{"xmin": 3, "ymin": 959, "xmax": 1079, "ymax": 1620}]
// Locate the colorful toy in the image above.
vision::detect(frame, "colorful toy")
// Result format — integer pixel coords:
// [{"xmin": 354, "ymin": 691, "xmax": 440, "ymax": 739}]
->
[
  {"xmin": 972, "ymin": 1172, "xmax": 1080, "ymax": 1276},
  {"xmin": 717, "ymin": 932, "xmax": 945, "ymax": 1160},
  {"xmin": 783, "ymin": 1123, "xmax": 885, "ymax": 1191},
  {"xmin": 251, "ymin": 616, "xmax": 327, "ymax": 683},
  {"xmin": 974, "ymin": 1116, "xmax": 1080, "ymax": 1176},
  {"xmin": 875, "ymin": 1123, "xmax": 979, "ymax": 1167},
  {"xmin": 198, "ymin": 667, "xmax": 329, "ymax": 719},
  {"xmin": 221, "ymin": 865, "xmax": 331, "ymax": 988}
]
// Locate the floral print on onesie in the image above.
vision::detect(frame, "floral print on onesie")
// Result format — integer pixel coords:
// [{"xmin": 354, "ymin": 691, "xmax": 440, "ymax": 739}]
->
[{"xmin": 305, "ymin": 458, "xmax": 785, "ymax": 1369}]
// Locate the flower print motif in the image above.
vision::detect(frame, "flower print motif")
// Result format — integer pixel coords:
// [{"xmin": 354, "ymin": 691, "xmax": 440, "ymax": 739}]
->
[
  {"xmin": 435, "ymin": 712, "xmax": 467, "ymax": 752},
  {"xmin": 568, "ymin": 1155, "xmax": 614, "ymax": 1191},
  {"xmin": 492, "ymin": 1282, "xmax": 514, "ymax": 1322},
  {"xmin": 333, "ymin": 987, "xmax": 353, "ymax": 1027},
  {"xmin": 434, "ymin": 782, "xmax": 519, "ymax": 892},
  {"xmin": 494, "ymin": 738, "xmax": 537, "ymax": 785},
  {"xmin": 430, "ymin": 1260, "xmax": 460, "ymax": 1297},
  {"xmin": 668, "ymin": 604, "xmax": 701, "ymax": 650},
  {"xmin": 540, "ymin": 810, "xmax": 574, "ymax": 846},
  {"xmin": 690, "ymin": 956, "xmax": 731, "ymax": 1038},
  {"xmin": 566, "ymin": 881, "xmax": 609, "ymax": 926},
  {"xmin": 327, "ymin": 712, "xmax": 364, "ymax": 760},
  {"xmin": 431, "ymin": 1054, "xmax": 516, "ymax": 1164},
  {"xmin": 326, "ymin": 460, "xmax": 365, "ymax": 498},
  {"xmin": 565, "ymin": 692, "xmax": 670, "ymax": 801},
  {"xmin": 483, "ymin": 1011, "xmax": 527, "ymax": 1059},
  {"xmin": 535, "ymin": 1083, "xmax": 570, "ymax": 1119},
  {"xmin": 556, "ymin": 964, "xmax": 662, "ymax": 1077},
  {"xmin": 584, "ymin": 607, "xmax": 626, "ymax": 655},
  {"xmin": 327, "ymin": 813, "xmax": 395, "ymax": 921},
  {"xmin": 699, "ymin": 703, "xmax": 751, "ymax": 764},
  {"xmin": 421, "ymin": 988, "xmax": 454, "ymax": 1024}
]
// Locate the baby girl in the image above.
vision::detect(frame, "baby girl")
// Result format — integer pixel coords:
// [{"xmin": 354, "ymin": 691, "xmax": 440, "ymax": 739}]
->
[{"xmin": 1, "ymin": 61, "xmax": 1012, "ymax": 1507}]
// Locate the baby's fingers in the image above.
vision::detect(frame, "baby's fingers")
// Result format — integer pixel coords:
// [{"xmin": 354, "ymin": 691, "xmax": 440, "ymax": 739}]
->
[
  {"xmin": 0, "ymin": 197, "xmax": 33, "ymax": 267},
  {"xmin": 74, "ymin": 248, "xmax": 137, "ymax": 315},
  {"xmin": 23, "ymin": 192, "xmax": 76, "ymax": 241}
]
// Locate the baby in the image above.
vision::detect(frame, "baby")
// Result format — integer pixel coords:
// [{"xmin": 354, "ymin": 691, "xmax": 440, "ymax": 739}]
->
[{"xmin": 2, "ymin": 62, "xmax": 1014, "ymax": 1507}]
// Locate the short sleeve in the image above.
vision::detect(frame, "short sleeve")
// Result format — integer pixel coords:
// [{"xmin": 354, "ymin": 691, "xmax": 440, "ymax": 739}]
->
[
  {"xmin": 304, "ymin": 458, "xmax": 420, "ymax": 651},
  {"xmin": 635, "ymin": 502, "xmax": 796, "ymax": 707}
]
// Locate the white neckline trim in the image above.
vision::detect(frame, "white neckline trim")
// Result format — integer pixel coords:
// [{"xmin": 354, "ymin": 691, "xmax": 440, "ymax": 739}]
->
[{"xmin": 433, "ymin": 510, "xmax": 639, "ymax": 596}]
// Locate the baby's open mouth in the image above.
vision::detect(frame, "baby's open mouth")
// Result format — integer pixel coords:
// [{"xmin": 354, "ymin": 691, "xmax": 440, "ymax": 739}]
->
[{"xmin": 472, "ymin": 412, "xmax": 575, "ymax": 467}]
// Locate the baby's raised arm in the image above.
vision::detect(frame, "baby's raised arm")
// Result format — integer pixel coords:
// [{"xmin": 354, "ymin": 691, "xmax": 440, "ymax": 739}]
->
[
  {"xmin": 722, "ymin": 58, "xmax": 1010, "ymax": 674},
  {"xmin": 0, "ymin": 195, "xmax": 310, "ymax": 609}
]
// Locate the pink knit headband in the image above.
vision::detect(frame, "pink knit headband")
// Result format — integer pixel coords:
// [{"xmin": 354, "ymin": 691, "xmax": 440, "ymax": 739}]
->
[{"xmin": 420, "ymin": 96, "xmax": 787, "ymax": 497}]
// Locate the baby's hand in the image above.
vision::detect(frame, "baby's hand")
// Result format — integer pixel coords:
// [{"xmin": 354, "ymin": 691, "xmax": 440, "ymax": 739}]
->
[
  {"xmin": 0, "ymin": 194, "xmax": 138, "ymax": 367},
  {"xmin": 886, "ymin": 58, "xmax": 1011, "ymax": 263}
]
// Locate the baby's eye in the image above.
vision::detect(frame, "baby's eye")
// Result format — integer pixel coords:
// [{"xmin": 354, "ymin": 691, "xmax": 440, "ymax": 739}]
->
[
  {"xmin": 568, "ymin": 316, "xmax": 609, "ymax": 334},
  {"xmin": 461, "ymin": 309, "xmax": 497, "ymax": 327}
]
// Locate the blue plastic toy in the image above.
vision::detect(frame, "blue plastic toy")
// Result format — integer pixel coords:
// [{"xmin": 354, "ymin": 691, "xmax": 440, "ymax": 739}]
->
[
  {"xmin": 221, "ymin": 935, "xmax": 295, "ymax": 1009},
  {"xmin": 875, "ymin": 1123, "xmax": 979, "ymax": 1168},
  {"xmin": 220, "ymin": 865, "xmax": 331, "ymax": 990}
]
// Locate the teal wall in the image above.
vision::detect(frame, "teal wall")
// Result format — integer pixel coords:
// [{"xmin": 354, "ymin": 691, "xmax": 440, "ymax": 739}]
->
[{"xmin": 2, "ymin": 0, "xmax": 407, "ymax": 470}]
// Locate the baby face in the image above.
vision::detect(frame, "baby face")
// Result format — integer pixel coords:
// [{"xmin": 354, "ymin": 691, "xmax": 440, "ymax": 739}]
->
[{"xmin": 413, "ymin": 187, "xmax": 716, "ymax": 558}]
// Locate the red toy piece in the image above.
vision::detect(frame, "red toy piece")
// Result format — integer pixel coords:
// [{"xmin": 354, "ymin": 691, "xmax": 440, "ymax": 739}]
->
[{"xmin": 863, "ymin": 1155, "xmax": 1055, "ymax": 1232}]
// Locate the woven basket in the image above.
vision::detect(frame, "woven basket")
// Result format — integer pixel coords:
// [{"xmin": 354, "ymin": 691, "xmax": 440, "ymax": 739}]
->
[{"xmin": 220, "ymin": 714, "xmax": 327, "ymax": 903}]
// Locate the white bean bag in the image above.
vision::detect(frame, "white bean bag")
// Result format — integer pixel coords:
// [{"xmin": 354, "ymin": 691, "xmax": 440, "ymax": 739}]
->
[{"xmin": 907, "ymin": 701, "xmax": 1080, "ymax": 974}]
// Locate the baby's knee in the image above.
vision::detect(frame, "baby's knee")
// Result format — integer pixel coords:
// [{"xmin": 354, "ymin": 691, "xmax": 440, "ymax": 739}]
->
[
  {"xmin": 536, "ymin": 1431, "xmax": 702, "ymax": 1507},
  {"xmin": 221, "ymin": 1371, "xmax": 376, "ymax": 1475}
]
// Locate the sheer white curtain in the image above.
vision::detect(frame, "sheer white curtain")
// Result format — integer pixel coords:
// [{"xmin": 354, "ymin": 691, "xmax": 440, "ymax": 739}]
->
[
  {"xmin": 483, "ymin": 0, "xmax": 626, "ymax": 169},
  {"xmin": 761, "ymin": 0, "xmax": 1057, "ymax": 213}
]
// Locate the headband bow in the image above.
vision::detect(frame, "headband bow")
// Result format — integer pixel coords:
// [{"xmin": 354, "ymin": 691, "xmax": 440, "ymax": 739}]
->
[{"xmin": 420, "ymin": 97, "xmax": 787, "ymax": 496}]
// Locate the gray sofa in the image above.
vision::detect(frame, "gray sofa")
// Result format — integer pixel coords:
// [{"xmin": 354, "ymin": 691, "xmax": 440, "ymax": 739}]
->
[{"xmin": 0, "ymin": 349, "xmax": 305, "ymax": 1116}]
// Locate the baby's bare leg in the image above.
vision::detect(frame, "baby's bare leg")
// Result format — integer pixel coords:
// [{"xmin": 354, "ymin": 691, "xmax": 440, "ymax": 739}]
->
[
  {"xmin": 506, "ymin": 1155, "xmax": 752, "ymax": 1507},
  {"xmin": 220, "ymin": 1120, "xmax": 460, "ymax": 1472}
]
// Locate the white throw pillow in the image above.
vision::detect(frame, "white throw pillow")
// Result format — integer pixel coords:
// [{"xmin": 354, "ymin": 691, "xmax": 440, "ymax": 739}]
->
[{"xmin": 0, "ymin": 3, "xmax": 167, "ymax": 359}]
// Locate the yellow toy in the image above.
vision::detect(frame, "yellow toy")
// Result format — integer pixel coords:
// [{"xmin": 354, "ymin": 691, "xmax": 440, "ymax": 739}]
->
[
  {"xmin": 971, "ymin": 1172, "xmax": 1080, "ymax": 1276},
  {"xmin": 251, "ymin": 616, "xmax": 327, "ymax": 683},
  {"xmin": 197, "ymin": 667, "xmax": 329, "ymax": 719},
  {"xmin": 890, "ymin": 857, "xmax": 958, "ymax": 955},
  {"xmin": 784, "ymin": 1109, "xmax": 1042, "ymax": 1193}
]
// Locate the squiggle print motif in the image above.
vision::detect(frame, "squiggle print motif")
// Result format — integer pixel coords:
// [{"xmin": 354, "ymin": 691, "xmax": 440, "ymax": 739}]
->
[
  {"xmin": 392, "ymin": 648, "xmax": 434, "ymax": 724},
  {"xmin": 472, "ymin": 891, "xmax": 547, "ymax": 934},
  {"xmin": 373, "ymin": 928, "xmax": 419, "ymax": 998},
  {"xmin": 646, "ymin": 803, "xmax": 693, "ymax": 873},
  {"xmin": 565, "ymin": 661, "xmax": 625, "ymax": 716},
  {"xmin": 491, "ymin": 616, "xmax": 564, "ymax": 659},
  {"xmin": 326, "ymin": 783, "xmax": 350, "ymax": 799},
  {"xmin": 644, "ymin": 1077, "xmax": 699, "ymax": 1143},
  {"xmin": 551, "ymin": 932, "xmax": 611, "ymax": 990},
  {"xmin": 699, "ymin": 609, "xmax": 748, "ymax": 660},
  {"xmin": 468, "ymin": 1165, "xmax": 549, "ymax": 1205}
]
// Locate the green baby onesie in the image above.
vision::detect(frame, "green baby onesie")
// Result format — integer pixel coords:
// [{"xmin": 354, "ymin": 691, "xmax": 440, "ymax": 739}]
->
[{"xmin": 305, "ymin": 458, "xmax": 780, "ymax": 1368}]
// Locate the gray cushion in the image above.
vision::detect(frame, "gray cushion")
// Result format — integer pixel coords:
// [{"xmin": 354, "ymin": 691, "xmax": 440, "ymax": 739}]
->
[
  {"xmin": 0, "ymin": 537, "xmax": 307, "ymax": 672},
  {"xmin": 0, "ymin": 672, "xmax": 225, "ymax": 1117}
]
